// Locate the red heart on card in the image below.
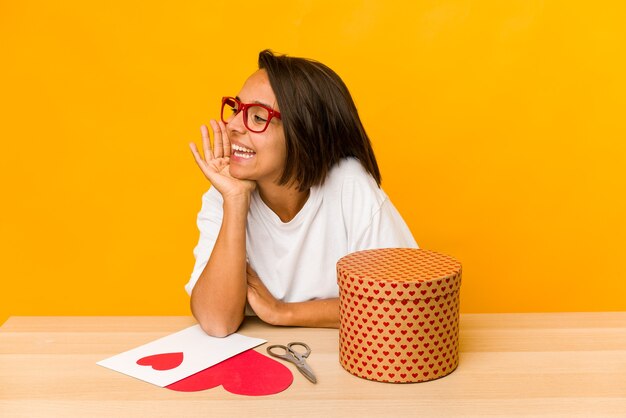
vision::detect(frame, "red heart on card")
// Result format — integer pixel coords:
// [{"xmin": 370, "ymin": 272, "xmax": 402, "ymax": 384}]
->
[
  {"xmin": 137, "ymin": 352, "xmax": 184, "ymax": 371},
  {"xmin": 166, "ymin": 349, "xmax": 293, "ymax": 396}
]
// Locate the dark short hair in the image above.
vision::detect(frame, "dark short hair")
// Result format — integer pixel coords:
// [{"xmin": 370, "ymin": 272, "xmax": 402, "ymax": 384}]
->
[{"xmin": 258, "ymin": 49, "xmax": 381, "ymax": 191}]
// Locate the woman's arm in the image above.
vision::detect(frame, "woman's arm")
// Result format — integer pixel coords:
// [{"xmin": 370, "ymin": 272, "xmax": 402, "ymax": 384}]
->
[
  {"xmin": 246, "ymin": 265, "xmax": 340, "ymax": 328},
  {"xmin": 190, "ymin": 196, "xmax": 250, "ymax": 336},
  {"xmin": 188, "ymin": 122, "xmax": 256, "ymax": 337}
]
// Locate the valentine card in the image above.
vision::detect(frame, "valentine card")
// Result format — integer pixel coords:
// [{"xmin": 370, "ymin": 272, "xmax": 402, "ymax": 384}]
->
[{"xmin": 97, "ymin": 325, "xmax": 266, "ymax": 387}]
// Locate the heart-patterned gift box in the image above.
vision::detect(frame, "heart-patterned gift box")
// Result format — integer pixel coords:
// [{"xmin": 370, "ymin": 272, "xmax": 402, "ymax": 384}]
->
[{"xmin": 337, "ymin": 248, "xmax": 462, "ymax": 383}]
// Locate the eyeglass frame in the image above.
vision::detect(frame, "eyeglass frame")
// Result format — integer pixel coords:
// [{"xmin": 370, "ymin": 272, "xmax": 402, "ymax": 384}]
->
[{"xmin": 220, "ymin": 96, "xmax": 282, "ymax": 133}]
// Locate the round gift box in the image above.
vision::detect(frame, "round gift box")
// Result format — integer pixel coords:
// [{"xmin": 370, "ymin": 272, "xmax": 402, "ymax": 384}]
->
[{"xmin": 337, "ymin": 248, "xmax": 462, "ymax": 383}]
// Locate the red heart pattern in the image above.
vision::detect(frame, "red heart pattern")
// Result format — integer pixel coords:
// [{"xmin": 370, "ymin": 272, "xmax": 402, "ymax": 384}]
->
[
  {"xmin": 337, "ymin": 248, "xmax": 462, "ymax": 383},
  {"xmin": 137, "ymin": 352, "xmax": 184, "ymax": 371}
]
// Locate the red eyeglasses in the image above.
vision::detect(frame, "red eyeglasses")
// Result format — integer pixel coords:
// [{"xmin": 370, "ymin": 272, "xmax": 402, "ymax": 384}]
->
[{"xmin": 220, "ymin": 96, "xmax": 282, "ymax": 133}]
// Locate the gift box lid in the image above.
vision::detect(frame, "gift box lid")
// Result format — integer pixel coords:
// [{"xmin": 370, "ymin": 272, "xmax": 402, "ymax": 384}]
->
[{"xmin": 337, "ymin": 248, "xmax": 462, "ymax": 300}]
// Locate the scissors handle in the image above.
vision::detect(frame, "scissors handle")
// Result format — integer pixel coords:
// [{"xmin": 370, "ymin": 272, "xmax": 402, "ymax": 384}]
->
[
  {"xmin": 286, "ymin": 342, "xmax": 311, "ymax": 358},
  {"xmin": 266, "ymin": 342, "xmax": 311, "ymax": 361},
  {"xmin": 266, "ymin": 342, "xmax": 317, "ymax": 384},
  {"xmin": 266, "ymin": 344, "xmax": 292, "ymax": 360}
]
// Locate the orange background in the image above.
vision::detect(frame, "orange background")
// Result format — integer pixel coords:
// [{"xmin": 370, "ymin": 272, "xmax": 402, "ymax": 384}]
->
[{"xmin": 1, "ymin": 1, "xmax": 625, "ymax": 324}]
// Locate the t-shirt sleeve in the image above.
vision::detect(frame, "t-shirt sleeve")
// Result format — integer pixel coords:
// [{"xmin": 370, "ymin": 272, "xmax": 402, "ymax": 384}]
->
[
  {"xmin": 354, "ymin": 198, "xmax": 419, "ymax": 251},
  {"xmin": 184, "ymin": 187, "xmax": 224, "ymax": 296},
  {"xmin": 340, "ymin": 169, "xmax": 418, "ymax": 253}
]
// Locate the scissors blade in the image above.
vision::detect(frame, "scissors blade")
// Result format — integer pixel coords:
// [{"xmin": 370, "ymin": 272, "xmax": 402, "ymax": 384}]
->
[{"xmin": 295, "ymin": 361, "xmax": 317, "ymax": 384}]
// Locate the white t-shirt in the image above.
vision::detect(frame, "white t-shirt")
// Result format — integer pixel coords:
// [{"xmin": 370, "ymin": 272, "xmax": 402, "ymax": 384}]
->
[{"xmin": 185, "ymin": 158, "xmax": 418, "ymax": 304}]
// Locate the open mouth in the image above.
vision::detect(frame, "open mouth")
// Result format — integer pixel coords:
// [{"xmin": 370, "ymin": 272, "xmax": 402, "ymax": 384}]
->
[{"xmin": 231, "ymin": 144, "xmax": 256, "ymax": 159}]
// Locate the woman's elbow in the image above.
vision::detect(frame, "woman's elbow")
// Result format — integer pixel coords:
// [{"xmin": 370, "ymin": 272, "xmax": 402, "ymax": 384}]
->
[
  {"xmin": 190, "ymin": 294, "xmax": 244, "ymax": 337},
  {"xmin": 197, "ymin": 318, "xmax": 241, "ymax": 338},
  {"xmin": 191, "ymin": 306, "xmax": 243, "ymax": 337}
]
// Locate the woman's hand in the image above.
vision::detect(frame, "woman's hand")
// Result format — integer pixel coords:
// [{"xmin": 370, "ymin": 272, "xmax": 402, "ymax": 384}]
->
[
  {"xmin": 247, "ymin": 264, "xmax": 340, "ymax": 328},
  {"xmin": 246, "ymin": 264, "xmax": 288, "ymax": 326},
  {"xmin": 189, "ymin": 120, "xmax": 256, "ymax": 199}
]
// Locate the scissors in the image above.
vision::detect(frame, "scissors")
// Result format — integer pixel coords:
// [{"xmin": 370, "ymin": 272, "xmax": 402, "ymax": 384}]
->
[{"xmin": 266, "ymin": 342, "xmax": 317, "ymax": 384}]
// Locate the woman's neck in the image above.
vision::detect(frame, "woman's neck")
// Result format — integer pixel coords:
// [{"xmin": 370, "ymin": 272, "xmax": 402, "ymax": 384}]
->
[{"xmin": 257, "ymin": 181, "xmax": 310, "ymax": 223}]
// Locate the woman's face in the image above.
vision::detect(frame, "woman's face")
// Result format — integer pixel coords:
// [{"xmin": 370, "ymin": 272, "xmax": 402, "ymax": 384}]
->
[{"xmin": 227, "ymin": 69, "xmax": 286, "ymax": 186}]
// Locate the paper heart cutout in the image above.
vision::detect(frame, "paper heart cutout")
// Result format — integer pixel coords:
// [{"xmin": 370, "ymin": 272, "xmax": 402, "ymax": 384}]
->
[
  {"xmin": 137, "ymin": 352, "xmax": 184, "ymax": 371},
  {"xmin": 166, "ymin": 349, "xmax": 293, "ymax": 396}
]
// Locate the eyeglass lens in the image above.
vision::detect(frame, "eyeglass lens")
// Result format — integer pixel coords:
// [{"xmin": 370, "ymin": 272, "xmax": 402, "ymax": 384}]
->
[{"xmin": 221, "ymin": 98, "xmax": 271, "ymax": 133}]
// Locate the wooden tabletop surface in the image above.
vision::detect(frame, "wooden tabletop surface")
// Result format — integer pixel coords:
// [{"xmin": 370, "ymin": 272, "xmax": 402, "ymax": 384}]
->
[{"xmin": 1, "ymin": 312, "xmax": 625, "ymax": 417}]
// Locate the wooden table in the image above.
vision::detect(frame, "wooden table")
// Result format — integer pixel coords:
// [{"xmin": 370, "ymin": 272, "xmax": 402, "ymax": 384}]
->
[{"xmin": 1, "ymin": 313, "xmax": 625, "ymax": 417}]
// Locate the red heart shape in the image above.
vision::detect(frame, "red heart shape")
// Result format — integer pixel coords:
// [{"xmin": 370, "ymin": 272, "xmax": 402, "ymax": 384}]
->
[
  {"xmin": 137, "ymin": 352, "xmax": 183, "ymax": 371},
  {"xmin": 166, "ymin": 349, "xmax": 293, "ymax": 396}
]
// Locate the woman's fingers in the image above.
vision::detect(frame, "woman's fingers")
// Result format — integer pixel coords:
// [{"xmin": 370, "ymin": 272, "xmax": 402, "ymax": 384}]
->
[
  {"xmin": 200, "ymin": 124, "xmax": 214, "ymax": 161},
  {"xmin": 246, "ymin": 263, "xmax": 259, "ymax": 278},
  {"xmin": 219, "ymin": 121, "xmax": 231, "ymax": 158},
  {"xmin": 210, "ymin": 120, "xmax": 223, "ymax": 159},
  {"xmin": 189, "ymin": 142, "xmax": 209, "ymax": 169},
  {"xmin": 199, "ymin": 121, "xmax": 231, "ymax": 162},
  {"xmin": 190, "ymin": 124, "xmax": 253, "ymax": 194}
]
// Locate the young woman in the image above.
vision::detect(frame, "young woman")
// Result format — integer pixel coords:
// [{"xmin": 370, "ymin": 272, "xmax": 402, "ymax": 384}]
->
[{"xmin": 187, "ymin": 50, "xmax": 417, "ymax": 337}]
